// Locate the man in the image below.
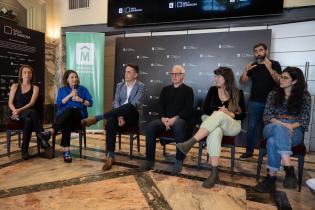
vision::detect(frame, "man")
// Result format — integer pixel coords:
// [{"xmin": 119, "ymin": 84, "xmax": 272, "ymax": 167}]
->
[
  {"xmin": 81, "ymin": 63, "xmax": 144, "ymax": 170},
  {"xmin": 140, "ymin": 65, "xmax": 194, "ymax": 175},
  {"xmin": 239, "ymin": 43, "xmax": 282, "ymax": 159}
]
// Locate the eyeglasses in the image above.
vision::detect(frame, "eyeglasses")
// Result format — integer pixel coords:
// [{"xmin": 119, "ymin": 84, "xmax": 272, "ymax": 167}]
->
[
  {"xmin": 170, "ymin": 73, "xmax": 184, "ymax": 77},
  {"xmin": 279, "ymin": 76, "xmax": 291, "ymax": 80}
]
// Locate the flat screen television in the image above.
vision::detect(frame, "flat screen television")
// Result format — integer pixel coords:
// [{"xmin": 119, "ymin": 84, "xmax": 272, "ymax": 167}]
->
[{"xmin": 108, "ymin": 0, "xmax": 284, "ymax": 27}]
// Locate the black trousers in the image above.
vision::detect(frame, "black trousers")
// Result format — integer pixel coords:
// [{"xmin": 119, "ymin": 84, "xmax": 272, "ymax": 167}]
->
[
  {"xmin": 19, "ymin": 109, "xmax": 43, "ymax": 152},
  {"xmin": 53, "ymin": 107, "xmax": 83, "ymax": 147},
  {"xmin": 103, "ymin": 103, "xmax": 139, "ymax": 153},
  {"xmin": 145, "ymin": 118, "xmax": 187, "ymax": 161}
]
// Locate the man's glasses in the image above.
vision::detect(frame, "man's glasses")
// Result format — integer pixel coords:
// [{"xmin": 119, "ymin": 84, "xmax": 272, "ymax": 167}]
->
[{"xmin": 170, "ymin": 73, "xmax": 184, "ymax": 77}]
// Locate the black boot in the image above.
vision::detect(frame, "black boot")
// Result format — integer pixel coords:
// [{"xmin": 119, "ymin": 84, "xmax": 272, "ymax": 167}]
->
[
  {"xmin": 21, "ymin": 151, "xmax": 30, "ymax": 160},
  {"xmin": 37, "ymin": 131, "xmax": 51, "ymax": 149},
  {"xmin": 202, "ymin": 166, "xmax": 220, "ymax": 188},
  {"xmin": 254, "ymin": 175, "xmax": 276, "ymax": 193},
  {"xmin": 139, "ymin": 160, "xmax": 155, "ymax": 171},
  {"xmin": 176, "ymin": 137, "xmax": 196, "ymax": 155},
  {"xmin": 283, "ymin": 166, "xmax": 297, "ymax": 189},
  {"xmin": 21, "ymin": 138, "xmax": 30, "ymax": 160}
]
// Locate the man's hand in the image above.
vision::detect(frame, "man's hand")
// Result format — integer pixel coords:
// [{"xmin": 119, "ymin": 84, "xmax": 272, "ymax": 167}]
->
[
  {"xmin": 161, "ymin": 117, "xmax": 170, "ymax": 130},
  {"xmin": 262, "ymin": 57, "xmax": 272, "ymax": 71},
  {"xmin": 118, "ymin": 116, "xmax": 125, "ymax": 127},
  {"xmin": 246, "ymin": 62, "xmax": 257, "ymax": 72}
]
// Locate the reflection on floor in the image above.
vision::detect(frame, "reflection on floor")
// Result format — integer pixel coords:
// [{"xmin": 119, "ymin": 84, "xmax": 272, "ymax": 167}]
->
[{"xmin": 0, "ymin": 132, "xmax": 314, "ymax": 210}]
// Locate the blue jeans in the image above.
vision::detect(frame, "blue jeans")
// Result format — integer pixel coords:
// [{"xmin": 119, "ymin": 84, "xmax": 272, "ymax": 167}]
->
[
  {"xmin": 246, "ymin": 101, "xmax": 265, "ymax": 154},
  {"xmin": 263, "ymin": 119, "xmax": 303, "ymax": 172}
]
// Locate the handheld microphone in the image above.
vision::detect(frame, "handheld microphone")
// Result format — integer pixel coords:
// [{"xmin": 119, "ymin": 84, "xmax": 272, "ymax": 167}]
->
[{"xmin": 73, "ymin": 84, "xmax": 78, "ymax": 97}]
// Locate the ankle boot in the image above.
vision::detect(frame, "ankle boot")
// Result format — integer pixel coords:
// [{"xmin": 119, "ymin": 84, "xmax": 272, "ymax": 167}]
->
[
  {"xmin": 283, "ymin": 166, "xmax": 297, "ymax": 189},
  {"xmin": 202, "ymin": 166, "xmax": 220, "ymax": 188},
  {"xmin": 176, "ymin": 137, "xmax": 196, "ymax": 155},
  {"xmin": 254, "ymin": 175, "xmax": 276, "ymax": 193}
]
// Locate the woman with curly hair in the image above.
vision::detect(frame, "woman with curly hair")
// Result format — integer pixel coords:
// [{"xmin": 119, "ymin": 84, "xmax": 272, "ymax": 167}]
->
[{"xmin": 254, "ymin": 67, "xmax": 311, "ymax": 193}]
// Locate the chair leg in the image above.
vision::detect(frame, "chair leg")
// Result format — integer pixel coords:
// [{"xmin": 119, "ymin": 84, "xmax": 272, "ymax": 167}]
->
[
  {"xmin": 118, "ymin": 133, "xmax": 122, "ymax": 150},
  {"xmin": 18, "ymin": 132, "xmax": 21, "ymax": 148},
  {"xmin": 6, "ymin": 130, "xmax": 11, "ymax": 156},
  {"xmin": 83, "ymin": 128, "xmax": 87, "ymax": 148},
  {"xmin": 230, "ymin": 145, "xmax": 235, "ymax": 177},
  {"xmin": 298, "ymin": 155, "xmax": 305, "ymax": 192},
  {"xmin": 163, "ymin": 144, "xmax": 166, "ymax": 155},
  {"xmin": 130, "ymin": 133, "xmax": 134, "ymax": 160},
  {"xmin": 256, "ymin": 148, "xmax": 264, "ymax": 181},
  {"xmin": 137, "ymin": 131, "xmax": 140, "ymax": 152},
  {"xmin": 79, "ymin": 131, "xmax": 83, "ymax": 158},
  {"xmin": 197, "ymin": 141, "xmax": 203, "ymax": 170},
  {"xmin": 52, "ymin": 134, "xmax": 56, "ymax": 158},
  {"xmin": 37, "ymin": 137, "xmax": 41, "ymax": 155}
]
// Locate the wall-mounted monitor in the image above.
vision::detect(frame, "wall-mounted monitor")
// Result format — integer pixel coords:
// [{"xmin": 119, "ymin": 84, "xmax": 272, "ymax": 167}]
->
[{"xmin": 108, "ymin": 0, "xmax": 284, "ymax": 27}]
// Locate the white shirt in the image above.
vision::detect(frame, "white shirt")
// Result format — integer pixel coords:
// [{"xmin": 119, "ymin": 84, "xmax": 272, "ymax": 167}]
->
[{"xmin": 123, "ymin": 80, "xmax": 136, "ymax": 105}]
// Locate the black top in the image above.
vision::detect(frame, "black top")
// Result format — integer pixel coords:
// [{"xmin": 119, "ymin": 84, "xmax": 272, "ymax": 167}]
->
[
  {"xmin": 159, "ymin": 83, "xmax": 194, "ymax": 120},
  {"xmin": 203, "ymin": 86, "xmax": 246, "ymax": 120},
  {"xmin": 13, "ymin": 84, "xmax": 33, "ymax": 109},
  {"xmin": 247, "ymin": 60, "xmax": 282, "ymax": 103}
]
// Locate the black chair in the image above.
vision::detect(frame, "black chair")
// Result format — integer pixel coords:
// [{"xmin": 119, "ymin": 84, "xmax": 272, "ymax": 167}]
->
[
  {"xmin": 5, "ymin": 94, "xmax": 43, "ymax": 156},
  {"xmin": 256, "ymin": 138, "xmax": 306, "ymax": 192},
  {"xmin": 116, "ymin": 124, "xmax": 140, "ymax": 160},
  {"xmin": 197, "ymin": 136, "xmax": 236, "ymax": 176},
  {"xmin": 51, "ymin": 104, "xmax": 87, "ymax": 158}
]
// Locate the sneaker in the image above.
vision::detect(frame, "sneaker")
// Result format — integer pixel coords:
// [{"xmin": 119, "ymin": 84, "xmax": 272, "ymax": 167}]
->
[
  {"xmin": 239, "ymin": 153, "xmax": 253, "ymax": 160},
  {"xmin": 63, "ymin": 151, "xmax": 72, "ymax": 163}
]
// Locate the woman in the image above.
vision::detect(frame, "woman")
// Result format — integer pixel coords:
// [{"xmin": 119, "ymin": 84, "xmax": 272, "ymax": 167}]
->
[
  {"xmin": 254, "ymin": 67, "xmax": 311, "ymax": 193},
  {"xmin": 8, "ymin": 65, "xmax": 51, "ymax": 160},
  {"xmin": 176, "ymin": 67, "xmax": 245, "ymax": 189},
  {"xmin": 42, "ymin": 70, "xmax": 93, "ymax": 163}
]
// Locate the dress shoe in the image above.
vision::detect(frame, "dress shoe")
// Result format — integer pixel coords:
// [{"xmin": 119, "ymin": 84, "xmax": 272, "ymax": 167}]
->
[
  {"xmin": 81, "ymin": 117, "xmax": 97, "ymax": 127},
  {"xmin": 254, "ymin": 175, "xmax": 276, "ymax": 193},
  {"xmin": 37, "ymin": 131, "xmax": 51, "ymax": 149},
  {"xmin": 21, "ymin": 152, "xmax": 30, "ymax": 160},
  {"xmin": 102, "ymin": 156, "xmax": 114, "ymax": 171}
]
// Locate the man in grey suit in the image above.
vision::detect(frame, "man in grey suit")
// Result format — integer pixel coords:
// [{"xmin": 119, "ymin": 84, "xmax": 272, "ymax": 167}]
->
[{"xmin": 81, "ymin": 64, "xmax": 144, "ymax": 170}]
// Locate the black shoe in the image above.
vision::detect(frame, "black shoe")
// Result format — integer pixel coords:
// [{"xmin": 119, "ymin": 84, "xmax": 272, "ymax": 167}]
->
[
  {"xmin": 239, "ymin": 153, "xmax": 253, "ymax": 160},
  {"xmin": 37, "ymin": 131, "xmax": 51, "ymax": 149},
  {"xmin": 202, "ymin": 166, "xmax": 220, "ymax": 188},
  {"xmin": 170, "ymin": 160, "xmax": 183, "ymax": 175},
  {"xmin": 21, "ymin": 152, "xmax": 30, "ymax": 160},
  {"xmin": 139, "ymin": 160, "xmax": 154, "ymax": 171},
  {"xmin": 283, "ymin": 166, "xmax": 297, "ymax": 189},
  {"xmin": 254, "ymin": 175, "xmax": 276, "ymax": 193}
]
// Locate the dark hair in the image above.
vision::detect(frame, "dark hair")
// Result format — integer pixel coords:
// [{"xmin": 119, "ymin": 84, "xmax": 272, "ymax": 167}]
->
[
  {"xmin": 126, "ymin": 63, "xmax": 139, "ymax": 74},
  {"xmin": 214, "ymin": 67, "xmax": 241, "ymax": 113},
  {"xmin": 18, "ymin": 64, "xmax": 35, "ymax": 84},
  {"xmin": 253, "ymin": 43, "xmax": 267, "ymax": 51},
  {"xmin": 273, "ymin": 67, "xmax": 309, "ymax": 114},
  {"xmin": 63, "ymin": 70, "xmax": 80, "ymax": 86}
]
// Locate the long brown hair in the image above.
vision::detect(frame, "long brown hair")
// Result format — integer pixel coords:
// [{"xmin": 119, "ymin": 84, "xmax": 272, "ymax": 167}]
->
[
  {"xmin": 62, "ymin": 70, "xmax": 80, "ymax": 86},
  {"xmin": 214, "ymin": 67, "xmax": 241, "ymax": 113},
  {"xmin": 18, "ymin": 64, "xmax": 35, "ymax": 84}
]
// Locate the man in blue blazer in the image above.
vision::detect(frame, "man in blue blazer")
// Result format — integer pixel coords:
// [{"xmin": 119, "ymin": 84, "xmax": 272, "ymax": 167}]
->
[{"xmin": 82, "ymin": 63, "xmax": 145, "ymax": 170}]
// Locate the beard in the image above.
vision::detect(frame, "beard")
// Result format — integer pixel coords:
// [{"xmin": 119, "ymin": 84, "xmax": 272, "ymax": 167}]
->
[{"xmin": 255, "ymin": 54, "xmax": 266, "ymax": 63}]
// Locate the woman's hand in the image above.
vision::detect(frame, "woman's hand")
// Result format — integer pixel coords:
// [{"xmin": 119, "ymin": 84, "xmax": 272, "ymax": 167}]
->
[
  {"xmin": 72, "ymin": 95, "xmax": 83, "ymax": 102},
  {"xmin": 280, "ymin": 122, "xmax": 294, "ymax": 136},
  {"xmin": 218, "ymin": 106, "xmax": 235, "ymax": 118}
]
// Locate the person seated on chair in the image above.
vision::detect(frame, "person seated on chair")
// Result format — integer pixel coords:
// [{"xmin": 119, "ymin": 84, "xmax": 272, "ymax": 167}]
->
[
  {"xmin": 254, "ymin": 67, "xmax": 311, "ymax": 193},
  {"xmin": 81, "ymin": 63, "xmax": 144, "ymax": 171},
  {"xmin": 140, "ymin": 65, "xmax": 194, "ymax": 175},
  {"xmin": 41, "ymin": 70, "xmax": 93, "ymax": 163},
  {"xmin": 176, "ymin": 67, "xmax": 246, "ymax": 188},
  {"xmin": 8, "ymin": 64, "xmax": 51, "ymax": 160}
]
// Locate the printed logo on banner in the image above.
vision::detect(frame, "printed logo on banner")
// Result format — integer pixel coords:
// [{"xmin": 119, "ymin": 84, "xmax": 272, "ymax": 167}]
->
[
  {"xmin": 183, "ymin": 63, "xmax": 198, "ymax": 67},
  {"xmin": 76, "ymin": 43, "xmax": 94, "ymax": 65},
  {"xmin": 217, "ymin": 63, "xmax": 233, "ymax": 67},
  {"xmin": 149, "ymin": 95, "xmax": 159, "ymax": 100},
  {"xmin": 137, "ymin": 55, "xmax": 149, "ymax": 59},
  {"xmin": 200, "ymin": 54, "xmax": 217, "ymax": 58},
  {"xmin": 152, "ymin": 47, "xmax": 165, "ymax": 51},
  {"xmin": 218, "ymin": 44, "xmax": 235, "ymax": 49},
  {"xmin": 149, "ymin": 111, "xmax": 159, "ymax": 116},
  {"xmin": 151, "ymin": 63, "xmax": 164, "ymax": 67},
  {"xmin": 139, "ymin": 71, "xmax": 149, "ymax": 75},
  {"xmin": 166, "ymin": 54, "xmax": 181, "ymax": 59},
  {"xmin": 183, "ymin": 45, "xmax": 198, "ymax": 50},
  {"xmin": 123, "ymin": 48, "xmax": 135, "ymax": 52},
  {"xmin": 236, "ymin": 53, "xmax": 253, "ymax": 58}
]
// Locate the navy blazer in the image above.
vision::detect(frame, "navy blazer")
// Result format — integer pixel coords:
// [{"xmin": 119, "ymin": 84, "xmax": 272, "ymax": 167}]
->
[{"xmin": 112, "ymin": 80, "xmax": 145, "ymax": 111}]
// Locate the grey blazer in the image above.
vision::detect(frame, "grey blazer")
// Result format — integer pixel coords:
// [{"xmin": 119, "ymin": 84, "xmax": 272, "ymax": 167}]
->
[{"xmin": 112, "ymin": 80, "xmax": 145, "ymax": 111}]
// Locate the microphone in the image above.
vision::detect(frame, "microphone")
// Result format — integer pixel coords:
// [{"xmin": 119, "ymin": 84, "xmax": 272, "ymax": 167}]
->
[{"xmin": 73, "ymin": 84, "xmax": 78, "ymax": 97}]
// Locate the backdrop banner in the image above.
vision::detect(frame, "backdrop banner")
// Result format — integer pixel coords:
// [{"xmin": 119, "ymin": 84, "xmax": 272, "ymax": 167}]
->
[{"xmin": 66, "ymin": 32, "xmax": 104, "ymax": 130}]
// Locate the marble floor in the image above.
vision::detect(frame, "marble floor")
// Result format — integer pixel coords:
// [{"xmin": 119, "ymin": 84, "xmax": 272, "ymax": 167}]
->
[{"xmin": 0, "ymin": 131, "xmax": 314, "ymax": 210}]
